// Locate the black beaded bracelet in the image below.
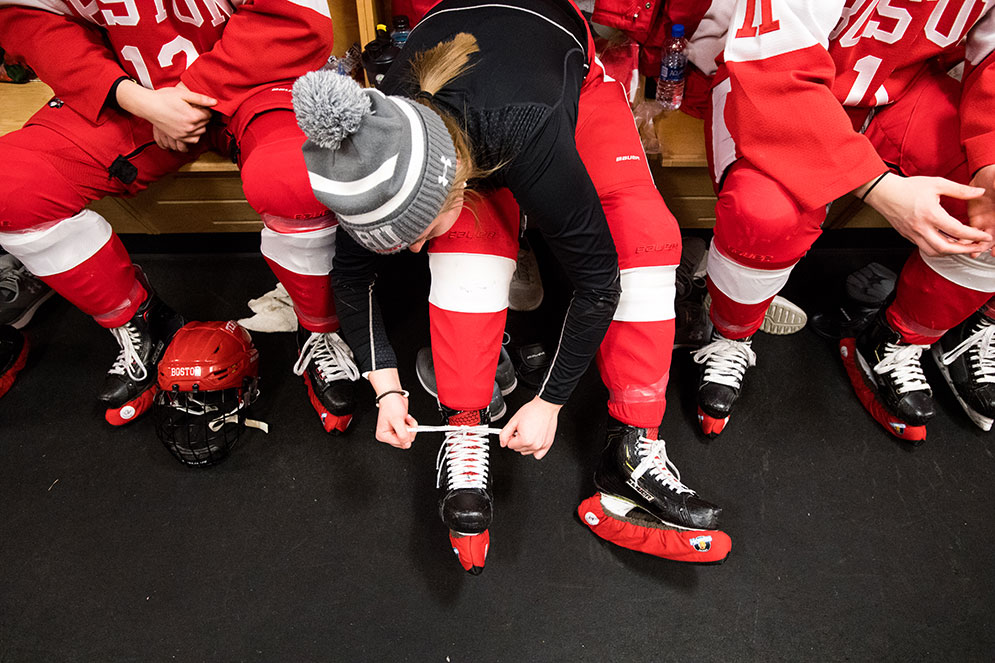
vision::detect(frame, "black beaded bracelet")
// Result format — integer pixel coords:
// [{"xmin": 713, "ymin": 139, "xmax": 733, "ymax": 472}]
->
[
  {"xmin": 861, "ymin": 172, "xmax": 889, "ymax": 202},
  {"xmin": 375, "ymin": 389, "xmax": 409, "ymax": 407}
]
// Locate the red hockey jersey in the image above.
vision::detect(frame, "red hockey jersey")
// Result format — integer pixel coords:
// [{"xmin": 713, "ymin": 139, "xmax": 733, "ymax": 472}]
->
[
  {"xmin": 692, "ymin": 0, "xmax": 995, "ymax": 210},
  {"xmin": 0, "ymin": 0, "xmax": 334, "ymax": 122}
]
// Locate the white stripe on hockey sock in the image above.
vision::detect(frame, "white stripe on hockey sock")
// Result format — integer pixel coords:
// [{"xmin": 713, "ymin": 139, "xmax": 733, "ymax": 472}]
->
[
  {"xmin": 706, "ymin": 238, "xmax": 795, "ymax": 305},
  {"xmin": 614, "ymin": 265, "xmax": 676, "ymax": 322},
  {"xmin": 428, "ymin": 252, "xmax": 516, "ymax": 313},
  {"xmin": 260, "ymin": 224, "xmax": 337, "ymax": 276},
  {"xmin": 0, "ymin": 209, "xmax": 112, "ymax": 277}
]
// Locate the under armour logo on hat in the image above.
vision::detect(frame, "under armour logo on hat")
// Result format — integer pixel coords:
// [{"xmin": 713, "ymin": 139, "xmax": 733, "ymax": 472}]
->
[{"xmin": 438, "ymin": 156, "xmax": 453, "ymax": 188}]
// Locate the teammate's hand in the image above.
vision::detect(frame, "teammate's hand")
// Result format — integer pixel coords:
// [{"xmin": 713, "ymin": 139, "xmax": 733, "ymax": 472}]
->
[
  {"xmin": 375, "ymin": 392, "xmax": 417, "ymax": 449},
  {"xmin": 967, "ymin": 164, "xmax": 995, "ymax": 257},
  {"xmin": 862, "ymin": 172, "xmax": 990, "ymax": 256},
  {"xmin": 499, "ymin": 396, "xmax": 562, "ymax": 460},
  {"xmin": 116, "ymin": 80, "xmax": 216, "ymax": 150}
]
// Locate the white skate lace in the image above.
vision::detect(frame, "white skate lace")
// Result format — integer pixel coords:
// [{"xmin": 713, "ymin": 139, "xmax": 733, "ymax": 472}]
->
[
  {"xmin": 873, "ymin": 342, "xmax": 930, "ymax": 394},
  {"xmin": 940, "ymin": 318, "xmax": 995, "ymax": 384},
  {"xmin": 108, "ymin": 322, "xmax": 148, "ymax": 382},
  {"xmin": 692, "ymin": 337, "xmax": 756, "ymax": 388},
  {"xmin": 292, "ymin": 331, "xmax": 360, "ymax": 383},
  {"xmin": 432, "ymin": 425, "xmax": 494, "ymax": 491},
  {"xmin": 631, "ymin": 436, "xmax": 695, "ymax": 496}
]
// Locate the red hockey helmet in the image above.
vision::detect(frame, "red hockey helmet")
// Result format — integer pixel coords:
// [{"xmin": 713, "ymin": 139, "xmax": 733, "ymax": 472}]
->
[{"xmin": 153, "ymin": 321, "xmax": 262, "ymax": 467}]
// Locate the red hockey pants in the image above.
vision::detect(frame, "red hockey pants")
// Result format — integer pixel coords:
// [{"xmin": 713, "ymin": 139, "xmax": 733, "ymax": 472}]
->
[
  {"xmin": 427, "ymin": 56, "xmax": 681, "ymax": 428},
  {"xmin": 0, "ymin": 89, "xmax": 337, "ymax": 331},
  {"xmin": 706, "ymin": 68, "xmax": 995, "ymax": 343}
]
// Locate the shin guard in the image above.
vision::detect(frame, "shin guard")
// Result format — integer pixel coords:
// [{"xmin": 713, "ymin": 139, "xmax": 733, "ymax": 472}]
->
[
  {"xmin": 579, "ymin": 492, "xmax": 731, "ymax": 564},
  {"xmin": 839, "ymin": 338, "xmax": 927, "ymax": 444}
]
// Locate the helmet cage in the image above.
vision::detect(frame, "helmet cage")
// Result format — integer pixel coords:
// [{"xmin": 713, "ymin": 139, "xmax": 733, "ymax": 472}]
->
[{"xmin": 154, "ymin": 377, "xmax": 259, "ymax": 467}]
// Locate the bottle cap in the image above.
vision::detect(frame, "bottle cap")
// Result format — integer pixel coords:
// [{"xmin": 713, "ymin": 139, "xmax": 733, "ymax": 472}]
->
[
  {"xmin": 392, "ymin": 14, "xmax": 410, "ymax": 29},
  {"xmin": 671, "ymin": 23, "xmax": 685, "ymax": 38}
]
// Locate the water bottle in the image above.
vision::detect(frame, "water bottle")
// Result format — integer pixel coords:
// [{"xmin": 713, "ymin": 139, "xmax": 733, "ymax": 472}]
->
[
  {"xmin": 391, "ymin": 15, "xmax": 411, "ymax": 49},
  {"xmin": 361, "ymin": 25, "xmax": 399, "ymax": 88},
  {"xmin": 656, "ymin": 24, "xmax": 688, "ymax": 110}
]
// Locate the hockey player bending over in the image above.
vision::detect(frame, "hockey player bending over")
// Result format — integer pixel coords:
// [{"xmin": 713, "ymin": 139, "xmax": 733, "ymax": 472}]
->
[
  {"xmin": 0, "ymin": 0, "xmax": 360, "ymax": 430},
  {"xmin": 686, "ymin": 0, "xmax": 995, "ymax": 439},
  {"xmin": 294, "ymin": 0, "xmax": 730, "ymax": 573}
]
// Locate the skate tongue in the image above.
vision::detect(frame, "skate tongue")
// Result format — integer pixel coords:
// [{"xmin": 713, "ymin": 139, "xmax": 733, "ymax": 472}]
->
[
  {"xmin": 448, "ymin": 410, "xmax": 481, "ymax": 426},
  {"xmin": 644, "ymin": 426, "xmax": 658, "ymax": 441}
]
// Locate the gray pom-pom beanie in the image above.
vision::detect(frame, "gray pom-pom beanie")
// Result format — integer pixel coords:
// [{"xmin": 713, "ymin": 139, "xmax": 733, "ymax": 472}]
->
[{"xmin": 293, "ymin": 70, "xmax": 459, "ymax": 254}]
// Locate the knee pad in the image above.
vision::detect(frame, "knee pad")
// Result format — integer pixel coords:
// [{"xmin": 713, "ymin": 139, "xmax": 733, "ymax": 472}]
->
[
  {"xmin": 715, "ymin": 164, "xmax": 823, "ymax": 270},
  {"xmin": 241, "ymin": 140, "xmax": 328, "ymax": 222}
]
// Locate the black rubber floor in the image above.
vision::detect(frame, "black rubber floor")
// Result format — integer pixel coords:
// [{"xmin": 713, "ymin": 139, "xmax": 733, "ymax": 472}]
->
[{"xmin": 1, "ymin": 231, "xmax": 992, "ymax": 662}]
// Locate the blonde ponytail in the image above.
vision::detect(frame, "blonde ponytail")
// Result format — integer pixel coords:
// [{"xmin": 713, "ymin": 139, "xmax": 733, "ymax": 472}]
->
[{"xmin": 409, "ymin": 33, "xmax": 496, "ymax": 216}]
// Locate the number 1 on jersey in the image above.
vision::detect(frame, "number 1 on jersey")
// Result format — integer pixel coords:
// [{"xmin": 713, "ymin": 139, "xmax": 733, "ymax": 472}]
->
[{"xmin": 735, "ymin": 0, "xmax": 781, "ymax": 38}]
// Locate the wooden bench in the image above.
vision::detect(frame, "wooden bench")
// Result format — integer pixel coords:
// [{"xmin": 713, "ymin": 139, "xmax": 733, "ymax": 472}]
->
[{"xmin": 2, "ymin": 78, "xmax": 886, "ymax": 233}]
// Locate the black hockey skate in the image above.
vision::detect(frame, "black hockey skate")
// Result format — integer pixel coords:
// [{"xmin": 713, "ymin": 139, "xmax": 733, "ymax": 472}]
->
[
  {"xmin": 854, "ymin": 311, "xmax": 934, "ymax": 426},
  {"xmin": 293, "ymin": 328, "xmax": 359, "ymax": 434},
  {"xmin": 692, "ymin": 330, "xmax": 756, "ymax": 438},
  {"xmin": 437, "ymin": 406, "xmax": 493, "ymax": 533},
  {"xmin": 593, "ymin": 417, "xmax": 721, "ymax": 531},
  {"xmin": 97, "ymin": 271, "xmax": 185, "ymax": 425},
  {"xmin": 932, "ymin": 310, "xmax": 995, "ymax": 431},
  {"xmin": 437, "ymin": 406, "xmax": 494, "ymax": 575}
]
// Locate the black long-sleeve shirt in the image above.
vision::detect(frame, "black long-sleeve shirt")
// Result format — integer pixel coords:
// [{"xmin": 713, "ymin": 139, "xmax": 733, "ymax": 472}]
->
[{"xmin": 333, "ymin": 0, "xmax": 621, "ymax": 405}]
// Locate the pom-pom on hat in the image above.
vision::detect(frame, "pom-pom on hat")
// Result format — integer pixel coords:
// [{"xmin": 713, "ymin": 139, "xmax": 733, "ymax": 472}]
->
[{"xmin": 293, "ymin": 70, "xmax": 459, "ymax": 254}]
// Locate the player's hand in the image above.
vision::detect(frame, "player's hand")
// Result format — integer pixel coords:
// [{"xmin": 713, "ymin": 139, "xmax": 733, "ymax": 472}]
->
[
  {"xmin": 499, "ymin": 396, "xmax": 561, "ymax": 460},
  {"xmin": 375, "ymin": 392, "xmax": 417, "ymax": 449},
  {"xmin": 862, "ymin": 172, "xmax": 990, "ymax": 256},
  {"xmin": 152, "ymin": 125, "xmax": 189, "ymax": 153},
  {"xmin": 967, "ymin": 164, "xmax": 995, "ymax": 257},
  {"xmin": 116, "ymin": 80, "xmax": 216, "ymax": 150}
]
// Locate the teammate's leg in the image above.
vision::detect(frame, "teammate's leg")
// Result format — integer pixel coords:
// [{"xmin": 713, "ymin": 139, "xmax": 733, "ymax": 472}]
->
[
  {"xmin": 859, "ymin": 68, "xmax": 995, "ymax": 427},
  {"xmin": 0, "ymin": 123, "xmax": 192, "ymax": 424},
  {"xmin": 576, "ymin": 55, "xmax": 721, "ymax": 533},
  {"xmin": 696, "ymin": 77, "xmax": 825, "ymax": 436},
  {"xmin": 235, "ymin": 105, "xmax": 359, "ymax": 434},
  {"xmin": 426, "ymin": 188, "xmax": 519, "ymax": 574}
]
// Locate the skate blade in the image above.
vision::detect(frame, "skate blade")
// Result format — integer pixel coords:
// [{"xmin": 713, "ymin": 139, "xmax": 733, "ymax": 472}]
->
[
  {"xmin": 841, "ymin": 339, "xmax": 927, "ymax": 443},
  {"xmin": 931, "ymin": 346, "xmax": 994, "ymax": 432},
  {"xmin": 697, "ymin": 407, "xmax": 729, "ymax": 438},
  {"xmin": 760, "ymin": 296, "xmax": 807, "ymax": 335},
  {"xmin": 302, "ymin": 372, "xmax": 354, "ymax": 435},
  {"xmin": 105, "ymin": 384, "xmax": 157, "ymax": 426},
  {"xmin": 598, "ymin": 492, "xmax": 696, "ymax": 531},
  {"xmin": 582, "ymin": 493, "xmax": 732, "ymax": 564},
  {"xmin": 450, "ymin": 529, "xmax": 489, "ymax": 575}
]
